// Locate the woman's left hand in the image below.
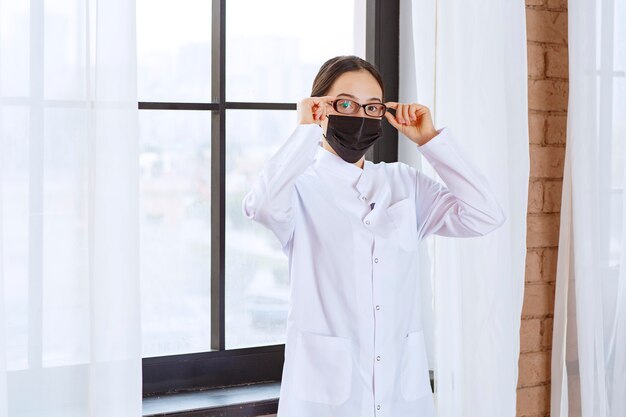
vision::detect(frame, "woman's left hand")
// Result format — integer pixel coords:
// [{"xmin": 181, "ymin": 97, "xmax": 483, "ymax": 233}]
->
[{"xmin": 384, "ymin": 102, "xmax": 438, "ymax": 146}]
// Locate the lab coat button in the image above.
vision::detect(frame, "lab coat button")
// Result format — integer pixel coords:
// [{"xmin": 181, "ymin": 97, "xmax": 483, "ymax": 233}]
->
[
  {"xmin": 374, "ymin": 257, "xmax": 379, "ymax": 263},
  {"xmin": 376, "ymin": 305, "xmax": 380, "ymax": 310},
  {"xmin": 361, "ymin": 195, "xmax": 367, "ymax": 201},
  {"xmin": 365, "ymin": 220, "xmax": 370, "ymax": 225},
  {"xmin": 377, "ymin": 404, "xmax": 381, "ymax": 410},
  {"xmin": 376, "ymin": 355, "xmax": 381, "ymax": 361}
]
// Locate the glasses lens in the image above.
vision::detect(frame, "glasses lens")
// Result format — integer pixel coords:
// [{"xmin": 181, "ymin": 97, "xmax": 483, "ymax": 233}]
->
[
  {"xmin": 365, "ymin": 103, "xmax": 386, "ymax": 117},
  {"xmin": 335, "ymin": 99, "xmax": 359, "ymax": 114}
]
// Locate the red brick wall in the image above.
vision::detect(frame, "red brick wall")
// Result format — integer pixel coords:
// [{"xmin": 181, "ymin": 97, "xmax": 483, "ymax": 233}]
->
[{"xmin": 518, "ymin": 1, "xmax": 568, "ymax": 416}]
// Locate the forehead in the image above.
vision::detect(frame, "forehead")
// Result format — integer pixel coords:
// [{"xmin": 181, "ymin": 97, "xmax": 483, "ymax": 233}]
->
[{"xmin": 328, "ymin": 70, "xmax": 383, "ymax": 101}]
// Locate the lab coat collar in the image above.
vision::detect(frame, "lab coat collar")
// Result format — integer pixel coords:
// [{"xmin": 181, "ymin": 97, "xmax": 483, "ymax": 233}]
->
[
  {"xmin": 313, "ymin": 144, "xmax": 366, "ymax": 181},
  {"xmin": 313, "ymin": 144, "xmax": 378, "ymax": 200},
  {"xmin": 312, "ymin": 143, "xmax": 392, "ymax": 202}
]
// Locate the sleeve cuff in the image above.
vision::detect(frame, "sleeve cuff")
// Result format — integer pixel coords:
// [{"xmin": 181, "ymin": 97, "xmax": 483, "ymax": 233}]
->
[
  {"xmin": 415, "ymin": 126, "xmax": 450, "ymax": 151},
  {"xmin": 415, "ymin": 127, "xmax": 460, "ymax": 163}
]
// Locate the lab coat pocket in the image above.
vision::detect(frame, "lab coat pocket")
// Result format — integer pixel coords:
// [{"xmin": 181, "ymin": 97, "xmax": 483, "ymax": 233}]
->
[
  {"xmin": 386, "ymin": 198, "xmax": 419, "ymax": 252},
  {"xmin": 400, "ymin": 330, "xmax": 432, "ymax": 401},
  {"xmin": 292, "ymin": 330, "xmax": 353, "ymax": 405}
]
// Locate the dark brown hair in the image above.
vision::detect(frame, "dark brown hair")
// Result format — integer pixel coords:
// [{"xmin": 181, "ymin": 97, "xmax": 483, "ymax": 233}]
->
[{"xmin": 310, "ymin": 55, "xmax": 385, "ymax": 100}]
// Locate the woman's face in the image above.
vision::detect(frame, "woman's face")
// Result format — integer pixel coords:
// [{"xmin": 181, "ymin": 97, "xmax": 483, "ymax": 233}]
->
[{"xmin": 320, "ymin": 70, "xmax": 384, "ymax": 165}]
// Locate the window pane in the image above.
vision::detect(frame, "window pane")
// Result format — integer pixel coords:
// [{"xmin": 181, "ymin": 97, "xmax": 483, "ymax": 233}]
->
[
  {"xmin": 226, "ymin": 0, "xmax": 366, "ymax": 103},
  {"xmin": 140, "ymin": 110, "xmax": 212, "ymax": 358},
  {"xmin": 1, "ymin": 2, "xmax": 29, "ymax": 97},
  {"xmin": 225, "ymin": 109, "xmax": 301, "ymax": 349},
  {"xmin": 137, "ymin": 0, "xmax": 212, "ymax": 103}
]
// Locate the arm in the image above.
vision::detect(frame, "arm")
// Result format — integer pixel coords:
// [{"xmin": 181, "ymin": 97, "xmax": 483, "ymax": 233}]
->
[
  {"xmin": 241, "ymin": 123, "xmax": 323, "ymax": 249},
  {"xmin": 414, "ymin": 127, "xmax": 506, "ymax": 241}
]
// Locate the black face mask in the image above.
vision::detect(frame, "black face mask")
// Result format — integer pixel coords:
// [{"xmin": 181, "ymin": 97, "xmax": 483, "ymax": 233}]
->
[{"xmin": 323, "ymin": 114, "xmax": 384, "ymax": 163}]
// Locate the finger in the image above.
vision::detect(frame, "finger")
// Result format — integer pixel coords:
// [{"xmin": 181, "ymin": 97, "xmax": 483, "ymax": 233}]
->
[
  {"xmin": 396, "ymin": 103, "xmax": 405, "ymax": 124},
  {"xmin": 403, "ymin": 104, "xmax": 411, "ymax": 125},
  {"xmin": 314, "ymin": 96, "xmax": 336, "ymax": 120},
  {"xmin": 385, "ymin": 101, "xmax": 398, "ymax": 110},
  {"xmin": 416, "ymin": 106, "xmax": 430, "ymax": 122},
  {"xmin": 408, "ymin": 104, "xmax": 419, "ymax": 122},
  {"xmin": 310, "ymin": 100, "xmax": 326, "ymax": 116},
  {"xmin": 314, "ymin": 103, "xmax": 324, "ymax": 119},
  {"xmin": 312, "ymin": 95, "xmax": 337, "ymax": 105},
  {"xmin": 385, "ymin": 111, "xmax": 402, "ymax": 130},
  {"xmin": 317, "ymin": 102, "xmax": 330, "ymax": 120},
  {"xmin": 314, "ymin": 107, "xmax": 325, "ymax": 122}
]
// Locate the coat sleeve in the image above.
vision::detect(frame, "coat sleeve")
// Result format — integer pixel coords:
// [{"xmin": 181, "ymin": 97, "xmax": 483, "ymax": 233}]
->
[
  {"xmin": 241, "ymin": 123, "xmax": 323, "ymax": 249},
  {"xmin": 413, "ymin": 126, "xmax": 507, "ymax": 241}
]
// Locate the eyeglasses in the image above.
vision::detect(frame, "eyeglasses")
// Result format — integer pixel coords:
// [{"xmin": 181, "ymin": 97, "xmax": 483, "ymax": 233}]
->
[{"xmin": 330, "ymin": 98, "xmax": 387, "ymax": 118}]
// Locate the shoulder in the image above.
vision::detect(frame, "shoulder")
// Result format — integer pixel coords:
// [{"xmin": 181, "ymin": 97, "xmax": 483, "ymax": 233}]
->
[
  {"xmin": 366, "ymin": 159, "xmax": 417, "ymax": 182},
  {"xmin": 366, "ymin": 160, "xmax": 417, "ymax": 197}
]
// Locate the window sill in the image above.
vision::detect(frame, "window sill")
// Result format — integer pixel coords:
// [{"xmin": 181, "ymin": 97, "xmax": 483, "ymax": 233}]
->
[
  {"xmin": 142, "ymin": 381, "xmax": 280, "ymax": 417},
  {"xmin": 143, "ymin": 373, "xmax": 434, "ymax": 417}
]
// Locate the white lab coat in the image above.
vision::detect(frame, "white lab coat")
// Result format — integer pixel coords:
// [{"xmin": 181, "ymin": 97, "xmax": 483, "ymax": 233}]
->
[{"xmin": 241, "ymin": 123, "xmax": 506, "ymax": 417}]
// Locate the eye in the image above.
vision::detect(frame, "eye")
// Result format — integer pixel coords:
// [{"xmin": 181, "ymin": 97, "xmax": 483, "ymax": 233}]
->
[
  {"xmin": 366, "ymin": 104, "xmax": 385, "ymax": 115},
  {"xmin": 337, "ymin": 99, "xmax": 357, "ymax": 113},
  {"xmin": 340, "ymin": 99, "xmax": 353, "ymax": 108}
]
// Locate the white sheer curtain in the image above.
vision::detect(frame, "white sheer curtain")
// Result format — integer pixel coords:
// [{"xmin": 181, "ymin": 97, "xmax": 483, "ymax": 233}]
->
[
  {"xmin": 550, "ymin": 0, "xmax": 626, "ymax": 416},
  {"xmin": 0, "ymin": 0, "xmax": 141, "ymax": 416},
  {"xmin": 398, "ymin": 1, "xmax": 529, "ymax": 416}
]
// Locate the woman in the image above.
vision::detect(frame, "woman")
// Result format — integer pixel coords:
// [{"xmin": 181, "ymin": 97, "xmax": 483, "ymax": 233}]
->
[{"xmin": 241, "ymin": 55, "xmax": 506, "ymax": 417}]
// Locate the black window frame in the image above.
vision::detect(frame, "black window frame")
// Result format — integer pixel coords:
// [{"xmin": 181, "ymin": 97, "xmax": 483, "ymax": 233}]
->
[{"xmin": 141, "ymin": 0, "xmax": 399, "ymax": 397}]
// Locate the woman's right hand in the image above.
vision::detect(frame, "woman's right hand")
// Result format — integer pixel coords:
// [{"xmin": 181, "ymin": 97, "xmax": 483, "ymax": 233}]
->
[{"xmin": 297, "ymin": 96, "xmax": 337, "ymax": 125}]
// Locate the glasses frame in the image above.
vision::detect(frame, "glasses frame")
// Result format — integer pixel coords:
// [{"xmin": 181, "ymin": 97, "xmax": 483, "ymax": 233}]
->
[{"xmin": 330, "ymin": 98, "xmax": 387, "ymax": 118}]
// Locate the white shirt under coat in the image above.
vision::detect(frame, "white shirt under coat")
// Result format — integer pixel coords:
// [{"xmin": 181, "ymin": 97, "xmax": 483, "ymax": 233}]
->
[{"xmin": 241, "ymin": 122, "xmax": 506, "ymax": 417}]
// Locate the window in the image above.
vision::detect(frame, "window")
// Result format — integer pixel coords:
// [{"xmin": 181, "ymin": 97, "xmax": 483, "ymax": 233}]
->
[{"xmin": 139, "ymin": 0, "xmax": 399, "ymax": 396}]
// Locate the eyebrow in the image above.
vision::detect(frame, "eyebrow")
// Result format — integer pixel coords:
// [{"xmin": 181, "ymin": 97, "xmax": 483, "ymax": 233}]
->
[{"xmin": 337, "ymin": 93, "xmax": 382, "ymax": 103}]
